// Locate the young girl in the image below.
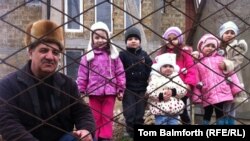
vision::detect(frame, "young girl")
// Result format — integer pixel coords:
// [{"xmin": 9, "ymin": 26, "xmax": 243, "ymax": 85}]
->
[
  {"xmin": 147, "ymin": 53, "xmax": 187, "ymax": 125},
  {"xmin": 77, "ymin": 22, "xmax": 126, "ymax": 141},
  {"xmin": 156, "ymin": 26, "xmax": 197, "ymax": 125},
  {"xmin": 194, "ymin": 34, "xmax": 241, "ymax": 125},
  {"xmin": 219, "ymin": 21, "xmax": 248, "ymax": 125}
]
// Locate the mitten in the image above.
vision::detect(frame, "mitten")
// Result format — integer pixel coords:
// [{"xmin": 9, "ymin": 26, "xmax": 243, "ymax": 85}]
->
[
  {"xmin": 226, "ymin": 76, "xmax": 232, "ymax": 84},
  {"xmin": 238, "ymin": 39, "xmax": 248, "ymax": 50},
  {"xmin": 191, "ymin": 51, "xmax": 200, "ymax": 59}
]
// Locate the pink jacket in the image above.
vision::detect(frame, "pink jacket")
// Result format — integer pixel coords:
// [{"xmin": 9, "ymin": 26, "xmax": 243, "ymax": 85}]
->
[
  {"xmin": 77, "ymin": 49, "xmax": 126, "ymax": 96},
  {"xmin": 193, "ymin": 54, "xmax": 236, "ymax": 107},
  {"xmin": 176, "ymin": 50, "xmax": 197, "ymax": 88}
]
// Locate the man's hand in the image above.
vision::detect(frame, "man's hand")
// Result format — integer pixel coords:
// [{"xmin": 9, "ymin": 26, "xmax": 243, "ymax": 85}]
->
[{"xmin": 73, "ymin": 129, "xmax": 93, "ymax": 141}]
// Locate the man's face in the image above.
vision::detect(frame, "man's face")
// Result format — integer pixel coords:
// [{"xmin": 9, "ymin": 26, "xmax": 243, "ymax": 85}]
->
[{"xmin": 29, "ymin": 43, "xmax": 60, "ymax": 78}]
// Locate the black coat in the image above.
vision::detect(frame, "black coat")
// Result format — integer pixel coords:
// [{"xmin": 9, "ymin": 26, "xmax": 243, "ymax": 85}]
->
[
  {"xmin": 0, "ymin": 61, "xmax": 95, "ymax": 141},
  {"xmin": 119, "ymin": 47, "xmax": 152, "ymax": 91}
]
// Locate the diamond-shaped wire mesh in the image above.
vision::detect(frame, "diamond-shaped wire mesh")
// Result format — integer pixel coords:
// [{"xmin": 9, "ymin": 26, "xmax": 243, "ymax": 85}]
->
[{"xmin": 0, "ymin": 0, "xmax": 250, "ymax": 141}]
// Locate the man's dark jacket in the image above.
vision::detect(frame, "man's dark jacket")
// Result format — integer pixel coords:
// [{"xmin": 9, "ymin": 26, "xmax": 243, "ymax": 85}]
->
[{"xmin": 0, "ymin": 61, "xmax": 95, "ymax": 141}]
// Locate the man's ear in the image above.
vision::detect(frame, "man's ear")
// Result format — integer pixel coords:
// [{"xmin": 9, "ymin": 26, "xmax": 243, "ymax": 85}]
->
[{"xmin": 28, "ymin": 48, "xmax": 33, "ymax": 59}]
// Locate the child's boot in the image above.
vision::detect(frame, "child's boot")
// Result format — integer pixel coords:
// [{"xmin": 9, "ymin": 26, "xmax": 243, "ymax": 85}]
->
[
  {"xmin": 202, "ymin": 120, "xmax": 210, "ymax": 125},
  {"xmin": 228, "ymin": 117, "xmax": 235, "ymax": 125},
  {"xmin": 216, "ymin": 118, "xmax": 225, "ymax": 125}
]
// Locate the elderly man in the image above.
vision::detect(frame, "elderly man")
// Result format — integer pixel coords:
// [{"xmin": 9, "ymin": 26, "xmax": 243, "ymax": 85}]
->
[{"xmin": 0, "ymin": 19, "xmax": 95, "ymax": 141}]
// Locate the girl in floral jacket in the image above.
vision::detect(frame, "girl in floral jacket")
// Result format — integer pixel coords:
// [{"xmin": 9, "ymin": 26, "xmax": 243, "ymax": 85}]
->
[
  {"xmin": 77, "ymin": 22, "xmax": 126, "ymax": 141},
  {"xmin": 147, "ymin": 53, "xmax": 187, "ymax": 125}
]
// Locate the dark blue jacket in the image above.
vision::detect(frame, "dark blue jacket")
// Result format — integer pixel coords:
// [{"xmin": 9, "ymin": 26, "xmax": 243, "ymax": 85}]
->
[
  {"xmin": 0, "ymin": 61, "xmax": 95, "ymax": 141},
  {"xmin": 119, "ymin": 47, "xmax": 152, "ymax": 91}
]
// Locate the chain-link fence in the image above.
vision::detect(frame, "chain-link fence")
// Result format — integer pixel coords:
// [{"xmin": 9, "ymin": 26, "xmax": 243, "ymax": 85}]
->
[{"xmin": 0, "ymin": 0, "xmax": 250, "ymax": 141}]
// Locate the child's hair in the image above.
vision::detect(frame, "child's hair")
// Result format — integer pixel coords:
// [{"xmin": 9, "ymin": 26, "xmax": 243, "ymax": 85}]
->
[
  {"xmin": 197, "ymin": 34, "xmax": 220, "ymax": 55},
  {"xmin": 159, "ymin": 27, "xmax": 184, "ymax": 57},
  {"xmin": 86, "ymin": 22, "xmax": 119, "ymax": 61},
  {"xmin": 124, "ymin": 27, "xmax": 141, "ymax": 43}
]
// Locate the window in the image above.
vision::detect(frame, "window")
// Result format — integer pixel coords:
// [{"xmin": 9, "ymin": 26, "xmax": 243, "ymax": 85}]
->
[
  {"xmin": 124, "ymin": 0, "xmax": 141, "ymax": 29},
  {"xmin": 95, "ymin": 0, "xmax": 113, "ymax": 32},
  {"xmin": 196, "ymin": 0, "xmax": 202, "ymax": 8},
  {"xmin": 161, "ymin": 0, "xmax": 167, "ymax": 13},
  {"xmin": 25, "ymin": 0, "xmax": 40, "ymax": 6},
  {"xmin": 64, "ymin": 49, "xmax": 84, "ymax": 80},
  {"xmin": 64, "ymin": 0, "xmax": 83, "ymax": 32}
]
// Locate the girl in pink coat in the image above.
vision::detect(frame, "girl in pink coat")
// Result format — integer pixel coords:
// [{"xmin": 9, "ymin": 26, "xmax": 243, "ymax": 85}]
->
[
  {"xmin": 156, "ymin": 26, "xmax": 197, "ymax": 124},
  {"xmin": 193, "ymin": 34, "xmax": 241, "ymax": 125},
  {"xmin": 76, "ymin": 22, "xmax": 126, "ymax": 141}
]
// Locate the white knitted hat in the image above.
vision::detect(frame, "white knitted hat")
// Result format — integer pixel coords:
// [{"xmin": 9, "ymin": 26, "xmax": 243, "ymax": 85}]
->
[
  {"xmin": 219, "ymin": 21, "xmax": 239, "ymax": 38},
  {"xmin": 153, "ymin": 53, "xmax": 180, "ymax": 73},
  {"xmin": 86, "ymin": 21, "xmax": 119, "ymax": 61}
]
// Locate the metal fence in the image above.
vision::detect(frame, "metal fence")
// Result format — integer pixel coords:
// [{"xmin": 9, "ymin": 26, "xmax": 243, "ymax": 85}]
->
[{"xmin": 0, "ymin": 0, "xmax": 250, "ymax": 141}]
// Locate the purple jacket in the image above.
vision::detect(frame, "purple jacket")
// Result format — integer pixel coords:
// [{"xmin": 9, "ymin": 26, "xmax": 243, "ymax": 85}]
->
[{"xmin": 77, "ymin": 49, "xmax": 126, "ymax": 96}]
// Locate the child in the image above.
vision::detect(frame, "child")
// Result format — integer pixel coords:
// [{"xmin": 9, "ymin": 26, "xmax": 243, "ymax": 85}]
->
[
  {"xmin": 157, "ymin": 26, "xmax": 197, "ymax": 125},
  {"xmin": 76, "ymin": 21, "xmax": 126, "ymax": 141},
  {"xmin": 194, "ymin": 34, "xmax": 241, "ymax": 125},
  {"xmin": 147, "ymin": 53, "xmax": 187, "ymax": 125},
  {"xmin": 119, "ymin": 27, "xmax": 152, "ymax": 138},
  {"xmin": 219, "ymin": 21, "xmax": 248, "ymax": 125}
]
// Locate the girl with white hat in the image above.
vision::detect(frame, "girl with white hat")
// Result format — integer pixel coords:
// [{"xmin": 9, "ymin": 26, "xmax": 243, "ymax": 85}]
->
[
  {"xmin": 147, "ymin": 53, "xmax": 187, "ymax": 125},
  {"xmin": 219, "ymin": 21, "xmax": 248, "ymax": 125},
  {"xmin": 76, "ymin": 22, "xmax": 126, "ymax": 141}
]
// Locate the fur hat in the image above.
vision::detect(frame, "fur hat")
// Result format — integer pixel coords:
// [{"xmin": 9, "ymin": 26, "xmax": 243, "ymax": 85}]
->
[
  {"xmin": 24, "ymin": 19, "xmax": 64, "ymax": 51},
  {"xmin": 124, "ymin": 27, "xmax": 141, "ymax": 43},
  {"xmin": 162, "ymin": 26, "xmax": 183, "ymax": 45},
  {"xmin": 197, "ymin": 34, "xmax": 220, "ymax": 53},
  {"xmin": 153, "ymin": 53, "xmax": 179, "ymax": 73},
  {"xmin": 219, "ymin": 21, "xmax": 239, "ymax": 38},
  {"xmin": 86, "ymin": 21, "xmax": 119, "ymax": 61}
]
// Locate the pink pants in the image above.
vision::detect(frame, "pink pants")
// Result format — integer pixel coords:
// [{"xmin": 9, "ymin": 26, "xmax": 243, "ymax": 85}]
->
[{"xmin": 89, "ymin": 95, "xmax": 116, "ymax": 139}]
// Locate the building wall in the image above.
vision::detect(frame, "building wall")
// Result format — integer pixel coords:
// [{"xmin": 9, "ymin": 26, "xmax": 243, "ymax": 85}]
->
[
  {"xmin": 0, "ymin": 0, "xmax": 42, "ymax": 78},
  {"xmin": 60, "ymin": 0, "xmax": 186, "ymax": 51},
  {"xmin": 0, "ymin": 0, "xmax": 187, "ymax": 78}
]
